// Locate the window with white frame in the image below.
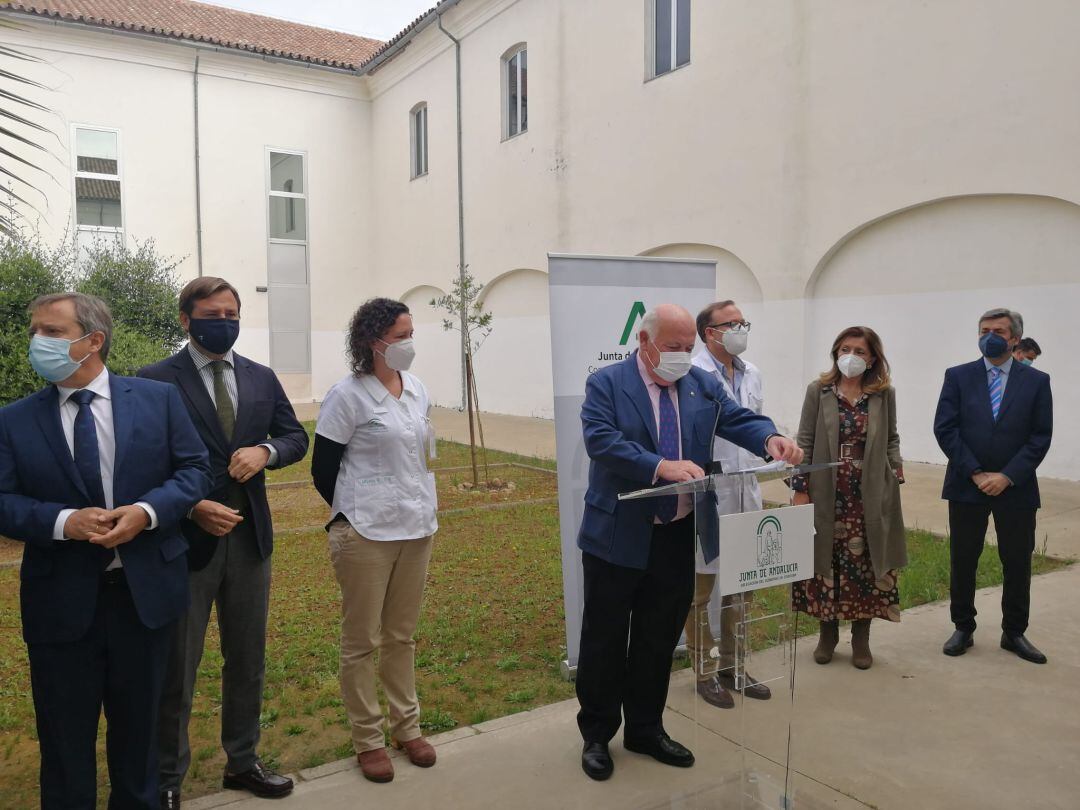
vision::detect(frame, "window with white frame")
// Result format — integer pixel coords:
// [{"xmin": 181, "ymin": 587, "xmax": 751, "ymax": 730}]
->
[
  {"xmin": 411, "ymin": 103, "xmax": 428, "ymax": 178},
  {"xmin": 503, "ymin": 45, "xmax": 527, "ymax": 139},
  {"xmin": 650, "ymin": 0, "xmax": 690, "ymax": 78},
  {"xmin": 74, "ymin": 127, "xmax": 122, "ymax": 229},
  {"xmin": 268, "ymin": 151, "xmax": 306, "ymax": 241}
]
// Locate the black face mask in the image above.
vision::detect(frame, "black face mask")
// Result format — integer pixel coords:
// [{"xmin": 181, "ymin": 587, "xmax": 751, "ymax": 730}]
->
[{"xmin": 188, "ymin": 318, "xmax": 240, "ymax": 355}]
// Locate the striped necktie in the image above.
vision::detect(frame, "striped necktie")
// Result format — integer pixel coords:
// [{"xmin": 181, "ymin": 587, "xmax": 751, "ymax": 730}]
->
[{"xmin": 988, "ymin": 366, "xmax": 1003, "ymax": 421}]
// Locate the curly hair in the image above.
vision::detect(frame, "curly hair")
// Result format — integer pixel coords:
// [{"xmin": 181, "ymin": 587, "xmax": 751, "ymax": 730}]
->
[{"xmin": 347, "ymin": 298, "xmax": 411, "ymax": 376}]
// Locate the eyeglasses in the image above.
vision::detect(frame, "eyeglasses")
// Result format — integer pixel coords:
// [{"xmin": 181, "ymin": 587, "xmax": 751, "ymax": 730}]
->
[{"xmin": 708, "ymin": 321, "xmax": 751, "ymax": 332}]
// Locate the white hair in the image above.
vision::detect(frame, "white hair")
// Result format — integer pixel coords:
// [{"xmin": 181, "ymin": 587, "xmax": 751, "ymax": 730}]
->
[{"xmin": 640, "ymin": 308, "xmax": 661, "ymax": 340}]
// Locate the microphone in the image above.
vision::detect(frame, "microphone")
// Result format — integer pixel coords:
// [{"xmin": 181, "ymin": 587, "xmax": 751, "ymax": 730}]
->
[{"xmin": 700, "ymin": 387, "xmax": 723, "ymax": 476}]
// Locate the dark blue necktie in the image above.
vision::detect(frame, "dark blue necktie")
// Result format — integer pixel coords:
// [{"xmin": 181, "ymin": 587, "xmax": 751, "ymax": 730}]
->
[
  {"xmin": 71, "ymin": 389, "xmax": 107, "ymax": 509},
  {"xmin": 656, "ymin": 385, "xmax": 679, "ymax": 523}
]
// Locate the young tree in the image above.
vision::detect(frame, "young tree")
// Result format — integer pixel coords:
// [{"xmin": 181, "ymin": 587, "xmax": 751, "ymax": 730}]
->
[{"xmin": 431, "ymin": 269, "xmax": 493, "ymax": 487}]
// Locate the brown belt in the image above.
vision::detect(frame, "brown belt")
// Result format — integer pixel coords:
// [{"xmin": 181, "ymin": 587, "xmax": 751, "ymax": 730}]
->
[{"xmin": 839, "ymin": 443, "xmax": 865, "ymax": 461}]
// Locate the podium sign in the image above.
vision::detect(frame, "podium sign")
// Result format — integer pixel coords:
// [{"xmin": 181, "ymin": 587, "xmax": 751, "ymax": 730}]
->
[{"xmin": 716, "ymin": 503, "xmax": 815, "ymax": 596}]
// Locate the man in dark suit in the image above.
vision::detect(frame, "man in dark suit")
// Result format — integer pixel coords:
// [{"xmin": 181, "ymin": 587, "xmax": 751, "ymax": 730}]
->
[
  {"xmin": 575, "ymin": 304, "xmax": 802, "ymax": 781},
  {"xmin": 0, "ymin": 293, "xmax": 211, "ymax": 809},
  {"xmin": 140, "ymin": 278, "xmax": 308, "ymax": 807},
  {"xmin": 934, "ymin": 307, "xmax": 1053, "ymax": 664}
]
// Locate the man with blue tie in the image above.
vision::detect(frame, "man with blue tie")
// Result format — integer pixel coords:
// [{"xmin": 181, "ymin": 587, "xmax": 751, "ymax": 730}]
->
[
  {"xmin": 0, "ymin": 293, "xmax": 211, "ymax": 809},
  {"xmin": 934, "ymin": 308, "xmax": 1053, "ymax": 664},
  {"xmin": 575, "ymin": 304, "xmax": 803, "ymax": 781}
]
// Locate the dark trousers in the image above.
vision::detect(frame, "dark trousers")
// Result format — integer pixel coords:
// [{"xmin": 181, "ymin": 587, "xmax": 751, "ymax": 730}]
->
[
  {"xmin": 576, "ymin": 516, "xmax": 695, "ymax": 744},
  {"xmin": 28, "ymin": 575, "xmax": 171, "ymax": 810},
  {"xmin": 949, "ymin": 500, "xmax": 1037, "ymax": 635},
  {"xmin": 158, "ymin": 519, "xmax": 271, "ymax": 790}
]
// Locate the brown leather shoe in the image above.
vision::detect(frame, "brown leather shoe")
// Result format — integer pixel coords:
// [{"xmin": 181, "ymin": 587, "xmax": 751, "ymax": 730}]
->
[
  {"xmin": 718, "ymin": 671, "xmax": 772, "ymax": 700},
  {"xmin": 392, "ymin": 736, "xmax": 437, "ymax": 767},
  {"xmin": 695, "ymin": 676, "xmax": 734, "ymax": 708},
  {"xmin": 357, "ymin": 748, "xmax": 394, "ymax": 782}
]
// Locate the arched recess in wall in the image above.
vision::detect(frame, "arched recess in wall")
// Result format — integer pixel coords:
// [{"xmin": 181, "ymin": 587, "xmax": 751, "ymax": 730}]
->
[
  {"xmin": 805, "ymin": 193, "xmax": 1080, "ymax": 478},
  {"xmin": 473, "ymin": 268, "xmax": 553, "ymax": 419},
  {"xmin": 638, "ymin": 243, "xmax": 763, "ymax": 305},
  {"xmin": 400, "ymin": 284, "xmax": 461, "ymax": 409}
]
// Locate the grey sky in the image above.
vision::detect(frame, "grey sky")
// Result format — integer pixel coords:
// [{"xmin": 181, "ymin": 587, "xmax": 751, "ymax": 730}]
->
[{"xmin": 208, "ymin": 1, "xmax": 436, "ymax": 41}]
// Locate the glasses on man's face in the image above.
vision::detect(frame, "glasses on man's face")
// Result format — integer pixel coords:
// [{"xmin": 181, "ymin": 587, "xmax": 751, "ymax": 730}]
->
[{"xmin": 708, "ymin": 320, "xmax": 751, "ymax": 332}]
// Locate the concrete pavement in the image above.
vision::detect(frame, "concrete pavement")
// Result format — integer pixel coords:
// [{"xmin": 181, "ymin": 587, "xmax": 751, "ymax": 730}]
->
[{"xmin": 192, "ymin": 564, "xmax": 1080, "ymax": 810}]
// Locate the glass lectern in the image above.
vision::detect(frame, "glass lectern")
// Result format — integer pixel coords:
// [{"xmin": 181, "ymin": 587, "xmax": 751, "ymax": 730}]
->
[{"xmin": 618, "ymin": 462, "xmax": 838, "ymax": 810}]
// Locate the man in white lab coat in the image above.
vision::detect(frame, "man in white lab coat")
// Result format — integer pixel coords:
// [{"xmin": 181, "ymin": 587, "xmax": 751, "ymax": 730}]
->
[{"xmin": 685, "ymin": 300, "xmax": 772, "ymax": 708}]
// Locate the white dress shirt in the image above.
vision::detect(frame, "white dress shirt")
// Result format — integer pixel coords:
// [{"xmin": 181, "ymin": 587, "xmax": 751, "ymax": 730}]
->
[
  {"xmin": 51, "ymin": 368, "xmax": 159, "ymax": 567},
  {"xmin": 316, "ymin": 371, "xmax": 438, "ymax": 542}
]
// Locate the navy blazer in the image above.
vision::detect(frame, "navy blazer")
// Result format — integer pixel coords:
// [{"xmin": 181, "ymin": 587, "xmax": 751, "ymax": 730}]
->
[
  {"xmin": 578, "ymin": 354, "xmax": 777, "ymax": 570},
  {"xmin": 139, "ymin": 348, "xmax": 309, "ymax": 569},
  {"xmin": 0, "ymin": 375, "xmax": 212, "ymax": 645},
  {"xmin": 933, "ymin": 359, "xmax": 1053, "ymax": 508}
]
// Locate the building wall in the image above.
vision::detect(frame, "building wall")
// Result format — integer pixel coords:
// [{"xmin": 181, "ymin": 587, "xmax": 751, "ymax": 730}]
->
[
  {"xmin": 5, "ymin": 1, "xmax": 1080, "ymax": 477},
  {"xmin": 3, "ymin": 21, "xmax": 373, "ymax": 402},
  {"xmin": 364, "ymin": 0, "xmax": 1080, "ymax": 478}
]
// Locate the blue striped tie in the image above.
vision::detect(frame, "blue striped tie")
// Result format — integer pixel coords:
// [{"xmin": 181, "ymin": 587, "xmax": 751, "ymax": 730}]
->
[
  {"xmin": 988, "ymin": 367, "xmax": 1003, "ymax": 421},
  {"xmin": 656, "ymin": 386, "xmax": 680, "ymax": 523}
]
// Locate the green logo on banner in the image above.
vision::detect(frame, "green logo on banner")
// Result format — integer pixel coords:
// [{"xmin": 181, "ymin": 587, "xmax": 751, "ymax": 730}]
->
[{"xmin": 619, "ymin": 301, "xmax": 646, "ymax": 345}]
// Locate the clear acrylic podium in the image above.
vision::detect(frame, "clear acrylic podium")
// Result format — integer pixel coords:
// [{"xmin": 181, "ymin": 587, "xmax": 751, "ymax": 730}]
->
[{"xmin": 619, "ymin": 463, "xmax": 837, "ymax": 810}]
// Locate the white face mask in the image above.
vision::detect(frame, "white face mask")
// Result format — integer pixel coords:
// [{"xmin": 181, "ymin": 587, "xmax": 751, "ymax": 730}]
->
[
  {"xmin": 837, "ymin": 353, "xmax": 868, "ymax": 379},
  {"xmin": 719, "ymin": 329, "xmax": 749, "ymax": 356},
  {"xmin": 649, "ymin": 341, "xmax": 692, "ymax": 383},
  {"xmin": 378, "ymin": 337, "xmax": 416, "ymax": 371}
]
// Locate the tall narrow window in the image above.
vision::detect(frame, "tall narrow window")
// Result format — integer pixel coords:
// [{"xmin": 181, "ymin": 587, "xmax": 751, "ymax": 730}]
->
[
  {"xmin": 504, "ymin": 45, "xmax": 527, "ymax": 139},
  {"xmin": 651, "ymin": 0, "xmax": 690, "ymax": 78},
  {"xmin": 74, "ymin": 127, "xmax": 122, "ymax": 230},
  {"xmin": 268, "ymin": 151, "xmax": 306, "ymax": 241},
  {"xmin": 411, "ymin": 103, "xmax": 428, "ymax": 178}
]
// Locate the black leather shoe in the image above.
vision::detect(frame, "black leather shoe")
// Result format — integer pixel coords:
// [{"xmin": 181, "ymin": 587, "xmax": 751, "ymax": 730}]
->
[
  {"xmin": 223, "ymin": 760, "xmax": 294, "ymax": 798},
  {"xmin": 943, "ymin": 629, "xmax": 974, "ymax": 656},
  {"xmin": 1001, "ymin": 632, "xmax": 1047, "ymax": 664},
  {"xmin": 718, "ymin": 671, "xmax": 772, "ymax": 700},
  {"xmin": 581, "ymin": 742, "xmax": 613, "ymax": 781},
  {"xmin": 623, "ymin": 733, "xmax": 694, "ymax": 768},
  {"xmin": 159, "ymin": 789, "xmax": 180, "ymax": 810}
]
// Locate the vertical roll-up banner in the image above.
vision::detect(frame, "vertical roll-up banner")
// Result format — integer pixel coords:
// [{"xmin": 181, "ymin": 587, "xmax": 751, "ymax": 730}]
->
[{"xmin": 547, "ymin": 254, "xmax": 716, "ymax": 675}]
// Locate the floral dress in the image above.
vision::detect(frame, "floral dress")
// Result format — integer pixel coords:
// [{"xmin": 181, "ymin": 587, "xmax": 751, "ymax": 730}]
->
[{"xmin": 791, "ymin": 388, "xmax": 901, "ymax": 622}]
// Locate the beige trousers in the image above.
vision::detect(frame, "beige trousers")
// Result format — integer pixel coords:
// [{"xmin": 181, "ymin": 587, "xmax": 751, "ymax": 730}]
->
[
  {"xmin": 328, "ymin": 521, "xmax": 433, "ymax": 753},
  {"xmin": 683, "ymin": 573, "xmax": 751, "ymax": 681}
]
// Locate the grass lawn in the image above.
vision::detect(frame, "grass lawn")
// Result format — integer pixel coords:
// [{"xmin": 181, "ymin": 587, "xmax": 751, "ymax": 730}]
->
[{"xmin": 0, "ymin": 435, "xmax": 1069, "ymax": 806}]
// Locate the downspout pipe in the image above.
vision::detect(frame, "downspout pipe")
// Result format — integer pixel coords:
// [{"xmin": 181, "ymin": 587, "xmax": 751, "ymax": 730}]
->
[
  {"xmin": 437, "ymin": 13, "xmax": 468, "ymax": 411},
  {"xmin": 193, "ymin": 52, "xmax": 204, "ymax": 276}
]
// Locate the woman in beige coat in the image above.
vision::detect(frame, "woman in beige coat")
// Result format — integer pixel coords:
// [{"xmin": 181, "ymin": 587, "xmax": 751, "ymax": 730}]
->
[{"xmin": 791, "ymin": 326, "xmax": 907, "ymax": 669}]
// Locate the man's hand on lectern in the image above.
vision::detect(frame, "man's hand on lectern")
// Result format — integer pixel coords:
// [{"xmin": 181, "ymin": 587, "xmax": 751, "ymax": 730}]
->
[
  {"xmin": 767, "ymin": 436, "xmax": 804, "ymax": 465},
  {"xmin": 657, "ymin": 459, "xmax": 705, "ymax": 483}
]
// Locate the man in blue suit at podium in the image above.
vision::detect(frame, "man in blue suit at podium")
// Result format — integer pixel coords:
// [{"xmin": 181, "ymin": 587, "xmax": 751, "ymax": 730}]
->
[{"xmin": 575, "ymin": 304, "xmax": 803, "ymax": 781}]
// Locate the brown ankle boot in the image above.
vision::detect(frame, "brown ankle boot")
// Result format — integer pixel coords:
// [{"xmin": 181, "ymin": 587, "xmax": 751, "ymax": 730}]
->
[
  {"xmin": 851, "ymin": 619, "xmax": 873, "ymax": 669},
  {"xmin": 814, "ymin": 620, "xmax": 839, "ymax": 664},
  {"xmin": 392, "ymin": 736, "xmax": 437, "ymax": 767}
]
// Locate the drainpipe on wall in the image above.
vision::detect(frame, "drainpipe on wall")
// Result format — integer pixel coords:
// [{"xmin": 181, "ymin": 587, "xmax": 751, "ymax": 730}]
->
[
  {"xmin": 437, "ymin": 13, "xmax": 468, "ymax": 411},
  {"xmin": 193, "ymin": 52, "xmax": 204, "ymax": 276}
]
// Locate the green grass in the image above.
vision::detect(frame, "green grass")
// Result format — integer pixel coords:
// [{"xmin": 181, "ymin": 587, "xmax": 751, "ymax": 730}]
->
[{"xmin": 0, "ymin": 434, "xmax": 1069, "ymax": 806}]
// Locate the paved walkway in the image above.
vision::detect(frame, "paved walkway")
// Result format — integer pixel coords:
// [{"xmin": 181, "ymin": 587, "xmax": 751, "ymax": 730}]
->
[{"xmin": 194, "ymin": 406, "xmax": 1078, "ymax": 808}]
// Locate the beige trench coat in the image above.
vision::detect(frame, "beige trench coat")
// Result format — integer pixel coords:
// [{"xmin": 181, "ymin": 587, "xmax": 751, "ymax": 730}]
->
[{"xmin": 796, "ymin": 382, "xmax": 907, "ymax": 579}]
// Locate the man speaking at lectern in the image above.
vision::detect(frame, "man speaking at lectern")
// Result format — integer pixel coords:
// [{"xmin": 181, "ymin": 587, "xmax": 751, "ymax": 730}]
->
[{"xmin": 575, "ymin": 304, "xmax": 802, "ymax": 781}]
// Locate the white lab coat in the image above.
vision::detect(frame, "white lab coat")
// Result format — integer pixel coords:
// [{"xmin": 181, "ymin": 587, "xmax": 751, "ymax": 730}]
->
[{"xmin": 692, "ymin": 351, "xmax": 765, "ymax": 574}]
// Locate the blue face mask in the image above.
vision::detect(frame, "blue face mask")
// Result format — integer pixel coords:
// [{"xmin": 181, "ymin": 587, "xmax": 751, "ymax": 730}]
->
[
  {"xmin": 29, "ymin": 333, "xmax": 92, "ymax": 383},
  {"xmin": 978, "ymin": 332, "xmax": 1009, "ymax": 359},
  {"xmin": 1018, "ymin": 358, "xmax": 1033, "ymax": 366},
  {"xmin": 188, "ymin": 318, "xmax": 240, "ymax": 355}
]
